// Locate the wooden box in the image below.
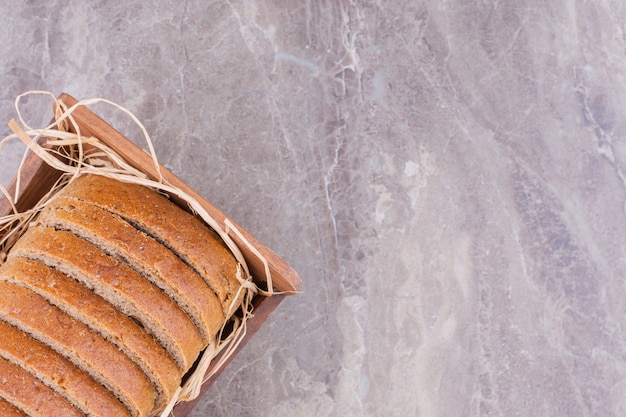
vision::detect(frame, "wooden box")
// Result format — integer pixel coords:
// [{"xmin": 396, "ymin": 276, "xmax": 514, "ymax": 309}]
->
[{"xmin": 0, "ymin": 93, "xmax": 301, "ymax": 416}]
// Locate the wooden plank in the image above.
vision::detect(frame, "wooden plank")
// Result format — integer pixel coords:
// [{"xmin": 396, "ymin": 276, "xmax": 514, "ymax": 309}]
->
[{"xmin": 0, "ymin": 134, "xmax": 63, "ymax": 218}]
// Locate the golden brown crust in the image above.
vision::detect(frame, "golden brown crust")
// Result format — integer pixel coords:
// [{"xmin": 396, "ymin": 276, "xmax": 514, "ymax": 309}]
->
[
  {"xmin": 60, "ymin": 174, "xmax": 242, "ymax": 315},
  {"xmin": 0, "ymin": 317, "xmax": 131, "ymax": 417},
  {"xmin": 0, "ymin": 257, "xmax": 180, "ymax": 413},
  {"xmin": 0, "ymin": 280, "xmax": 155, "ymax": 417},
  {"xmin": 0, "ymin": 397, "xmax": 28, "ymax": 417},
  {"xmin": 0, "ymin": 174, "xmax": 246, "ymax": 417},
  {"xmin": 39, "ymin": 196, "xmax": 226, "ymax": 344},
  {"xmin": 0, "ymin": 355, "xmax": 84, "ymax": 417},
  {"xmin": 10, "ymin": 225, "xmax": 203, "ymax": 372}
]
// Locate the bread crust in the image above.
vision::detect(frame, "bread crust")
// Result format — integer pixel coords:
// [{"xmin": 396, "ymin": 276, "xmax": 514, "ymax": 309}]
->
[
  {"xmin": 0, "ymin": 257, "xmax": 180, "ymax": 414},
  {"xmin": 39, "ymin": 196, "xmax": 225, "ymax": 344},
  {"xmin": 0, "ymin": 352, "xmax": 84, "ymax": 417},
  {"xmin": 0, "ymin": 174, "xmax": 247, "ymax": 417},
  {"xmin": 0, "ymin": 397, "xmax": 28, "ymax": 417},
  {"xmin": 10, "ymin": 225, "xmax": 203, "ymax": 372},
  {"xmin": 60, "ymin": 174, "xmax": 242, "ymax": 315},
  {"xmin": 0, "ymin": 280, "xmax": 155, "ymax": 417},
  {"xmin": 0, "ymin": 317, "xmax": 131, "ymax": 417}
]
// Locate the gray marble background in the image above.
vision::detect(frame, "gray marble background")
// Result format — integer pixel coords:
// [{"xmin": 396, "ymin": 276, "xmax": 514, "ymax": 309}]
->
[{"xmin": 1, "ymin": 1, "xmax": 626, "ymax": 416}]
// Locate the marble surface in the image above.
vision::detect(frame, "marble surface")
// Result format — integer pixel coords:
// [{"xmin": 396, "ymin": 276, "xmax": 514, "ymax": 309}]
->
[{"xmin": 2, "ymin": 1, "xmax": 626, "ymax": 416}]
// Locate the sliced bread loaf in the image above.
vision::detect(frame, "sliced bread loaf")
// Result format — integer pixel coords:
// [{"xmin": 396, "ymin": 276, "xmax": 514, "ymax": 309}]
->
[
  {"xmin": 0, "ymin": 317, "xmax": 131, "ymax": 417},
  {"xmin": 0, "ymin": 352, "xmax": 84, "ymax": 417},
  {"xmin": 0, "ymin": 280, "xmax": 155, "ymax": 417},
  {"xmin": 0, "ymin": 256, "xmax": 180, "ymax": 413},
  {"xmin": 10, "ymin": 225, "xmax": 203, "ymax": 372},
  {"xmin": 38, "ymin": 196, "xmax": 225, "ymax": 344},
  {"xmin": 59, "ymin": 174, "xmax": 242, "ymax": 315}
]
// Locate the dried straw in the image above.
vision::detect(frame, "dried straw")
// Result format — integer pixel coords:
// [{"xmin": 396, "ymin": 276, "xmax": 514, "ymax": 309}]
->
[{"xmin": 0, "ymin": 91, "xmax": 274, "ymax": 416}]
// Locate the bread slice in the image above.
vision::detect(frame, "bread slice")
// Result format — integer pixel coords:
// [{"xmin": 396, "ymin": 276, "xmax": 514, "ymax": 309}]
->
[
  {"xmin": 0, "ymin": 317, "xmax": 131, "ymax": 417},
  {"xmin": 0, "ymin": 257, "xmax": 180, "ymax": 414},
  {"xmin": 10, "ymin": 225, "xmax": 203, "ymax": 372},
  {"xmin": 0, "ymin": 356, "xmax": 84, "ymax": 417},
  {"xmin": 0, "ymin": 280, "xmax": 155, "ymax": 417},
  {"xmin": 38, "ymin": 196, "xmax": 225, "ymax": 344},
  {"xmin": 59, "ymin": 174, "xmax": 242, "ymax": 315},
  {"xmin": 0, "ymin": 398, "xmax": 28, "ymax": 417}
]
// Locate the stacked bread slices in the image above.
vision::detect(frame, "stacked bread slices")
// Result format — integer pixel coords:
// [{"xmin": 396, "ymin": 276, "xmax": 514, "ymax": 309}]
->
[{"xmin": 0, "ymin": 174, "xmax": 243, "ymax": 417}]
